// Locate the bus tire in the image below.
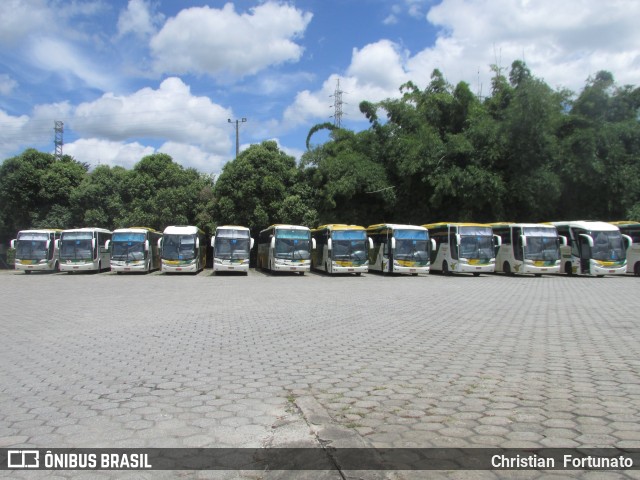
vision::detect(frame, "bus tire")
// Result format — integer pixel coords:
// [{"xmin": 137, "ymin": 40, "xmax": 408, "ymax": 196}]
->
[
  {"xmin": 503, "ymin": 262, "xmax": 511, "ymax": 275},
  {"xmin": 25, "ymin": 270, "xmax": 31, "ymax": 274},
  {"xmin": 635, "ymin": 262, "xmax": 640, "ymax": 276},
  {"xmin": 442, "ymin": 261, "xmax": 450, "ymax": 275},
  {"xmin": 356, "ymin": 272, "xmax": 362, "ymax": 276},
  {"xmin": 565, "ymin": 262, "xmax": 573, "ymax": 276},
  {"xmin": 54, "ymin": 261, "xmax": 60, "ymax": 272}
]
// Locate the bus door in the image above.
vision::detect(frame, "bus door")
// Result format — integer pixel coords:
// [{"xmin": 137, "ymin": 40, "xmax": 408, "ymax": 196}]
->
[
  {"xmin": 578, "ymin": 234, "xmax": 591, "ymax": 274},
  {"xmin": 513, "ymin": 227, "xmax": 523, "ymax": 261}
]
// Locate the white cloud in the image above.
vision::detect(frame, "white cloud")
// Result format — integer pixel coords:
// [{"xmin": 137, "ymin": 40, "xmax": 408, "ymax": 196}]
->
[
  {"xmin": 0, "ymin": 74, "xmax": 18, "ymax": 95},
  {"xmin": 72, "ymin": 77, "xmax": 233, "ymax": 158},
  {"xmin": 117, "ymin": 0, "xmax": 163, "ymax": 38},
  {"xmin": 149, "ymin": 2, "xmax": 312, "ymax": 79},
  {"xmin": 283, "ymin": 0, "xmax": 640, "ymax": 131},
  {"xmin": 158, "ymin": 141, "xmax": 227, "ymax": 174},
  {"xmin": 64, "ymin": 138, "xmax": 155, "ymax": 170},
  {"xmin": 0, "ymin": 0, "xmax": 55, "ymax": 45},
  {"xmin": 29, "ymin": 37, "xmax": 118, "ymax": 92}
]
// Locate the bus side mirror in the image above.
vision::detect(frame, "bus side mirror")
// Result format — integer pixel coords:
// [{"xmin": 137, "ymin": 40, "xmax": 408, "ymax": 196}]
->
[
  {"xmin": 368, "ymin": 237, "xmax": 373, "ymax": 250},
  {"xmin": 196, "ymin": 237, "xmax": 200, "ymax": 249},
  {"xmin": 455, "ymin": 234, "xmax": 461, "ymax": 246},
  {"xmin": 270, "ymin": 237, "xmax": 275, "ymax": 249},
  {"xmin": 92, "ymin": 239, "xmax": 96, "ymax": 249},
  {"xmin": 311, "ymin": 238, "xmax": 316, "ymax": 250},
  {"xmin": 431, "ymin": 239, "xmax": 436, "ymax": 251},
  {"xmin": 622, "ymin": 234, "xmax": 633, "ymax": 249},
  {"xmin": 520, "ymin": 235, "xmax": 526, "ymax": 247},
  {"xmin": 144, "ymin": 240, "xmax": 149, "ymax": 252},
  {"xmin": 494, "ymin": 235, "xmax": 502, "ymax": 247},
  {"xmin": 250, "ymin": 238, "xmax": 255, "ymax": 250},
  {"xmin": 210, "ymin": 236, "xmax": 216, "ymax": 248},
  {"xmin": 579, "ymin": 233, "xmax": 594, "ymax": 248},
  {"xmin": 559, "ymin": 235, "xmax": 567, "ymax": 246},
  {"xmin": 55, "ymin": 239, "xmax": 60, "ymax": 249},
  {"xmin": 10, "ymin": 239, "xmax": 16, "ymax": 249},
  {"xmin": 105, "ymin": 240, "xmax": 111, "ymax": 250},
  {"xmin": 327, "ymin": 238, "xmax": 332, "ymax": 252},
  {"xmin": 390, "ymin": 237, "xmax": 396, "ymax": 250},
  {"xmin": 46, "ymin": 240, "xmax": 51, "ymax": 250},
  {"xmin": 157, "ymin": 238, "xmax": 163, "ymax": 249}
]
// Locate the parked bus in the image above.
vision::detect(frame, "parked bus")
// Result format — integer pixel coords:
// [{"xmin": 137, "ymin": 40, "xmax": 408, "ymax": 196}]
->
[
  {"xmin": 366, "ymin": 224, "xmax": 433, "ymax": 275},
  {"xmin": 211, "ymin": 225, "xmax": 254, "ymax": 274},
  {"xmin": 311, "ymin": 224, "xmax": 371, "ymax": 275},
  {"xmin": 58, "ymin": 227, "xmax": 112, "ymax": 272},
  {"xmin": 159, "ymin": 225, "xmax": 206, "ymax": 273},
  {"xmin": 551, "ymin": 221, "xmax": 629, "ymax": 276},
  {"xmin": 611, "ymin": 221, "xmax": 640, "ymax": 276},
  {"xmin": 491, "ymin": 223, "xmax": 564, "ymax": 276},
  {"xmin": 424, "ymin": 223, "xmax": 498, "ymax": 275},
  {"xmin": 11, "ymin": 229, "xmax": 62, "ymax": 273},
  {"xmin": 107, "ymin": 227, "xmax": 162, "ymax": 273},
  {"xmin": 257, "ymin": 224, "xmax": 313, "ymax": 274}
]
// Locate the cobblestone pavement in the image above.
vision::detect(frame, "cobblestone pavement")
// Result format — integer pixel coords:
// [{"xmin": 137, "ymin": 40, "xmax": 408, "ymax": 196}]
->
[{"xmin": 1, "ymin": 269, "xmax": 639, "ymax": 479}]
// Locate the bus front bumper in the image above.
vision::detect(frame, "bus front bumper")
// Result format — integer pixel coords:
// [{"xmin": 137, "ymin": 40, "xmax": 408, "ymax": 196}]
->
[
  {"xmin": 214, "ymin": 259, "xmax": 250, "ymax": 272},
  {"xmin": 331, "ymin": 262, "xmax": 368, "ymax": 274},
  {"xmin": 453, "ymin": 261, "xmax": 495, "ymax": 274},
  {"xmin": 273, "ymin": 260, "xmax": 310, "ymax": 272},
  {"xmin": 111, "ymin": 260, "xmax": 147, "ymax": 272},
  {"xmin": 591, "ymin": 262, "xmax": 627, "ymax": 276},
  {"xmin": 59, "ymin": 261, "xmax": 98, "ymax": 272},
  {"xmin": 15, "ymin": 260, "xmax": 54, "ymax": 272},
  {"xmin": 162, "ymin": 260, "xmax": 198, "ymax": 273}
]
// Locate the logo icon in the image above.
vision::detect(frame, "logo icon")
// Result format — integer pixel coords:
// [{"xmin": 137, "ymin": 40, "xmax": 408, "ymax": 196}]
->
[{"xmin": 8, "ymin": 450, "xmax": 40, "ymax": 468}]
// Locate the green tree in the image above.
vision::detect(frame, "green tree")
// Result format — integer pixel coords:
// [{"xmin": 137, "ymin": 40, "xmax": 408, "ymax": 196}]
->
[{"xmin": 213, "ymin": 141, "xmax": 317, "ymax": 233}]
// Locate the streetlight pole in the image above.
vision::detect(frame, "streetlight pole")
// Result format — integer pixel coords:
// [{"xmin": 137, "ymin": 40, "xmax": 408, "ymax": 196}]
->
[{"xmin": 228, "ymin": 118, "xmax": 247, "ymax": 159}]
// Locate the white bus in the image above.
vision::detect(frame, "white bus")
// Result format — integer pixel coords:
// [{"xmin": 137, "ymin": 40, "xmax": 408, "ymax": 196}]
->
[
  {"xmin": 107, "ymin": 227, "xmax": 162, "ymax": 273},
  {"xmin": 366, "ymin": 224, "xmax": 434, "ymax": 275},
  {"xmin": 551, "ymin": 221, "xmax": 629, "ymax": 276},
  {"xmin": 491, "ymin": 223, "xmax": 564, "ymax": 276},
  {"xmin": 257, "ymin": 224, "xmax": 313, "ymax": 274},
  {"xmin": 211, "ymin": 225, "xmax": 254, "ymax": 274},
  {"xmin": 159, "ymin": 225, "xmax": 207, "ymax": 273},
  {"xmin": 311, "ymin": 224, "xmax": 371, "ymax": 275},
  {"xmin": 11, "ymin": 229, "xmax": 62, "ymax": 273},
  {"xmin": 424, "ymin": 223, "xmax": 498, "ymax": 276},
  {"xmin": 58, "ymin": 228, "xmax": 112, "ymax": 272},
  {"xmin": 611, "ymin": 221, "xmax": 640, "ymax": 276}
]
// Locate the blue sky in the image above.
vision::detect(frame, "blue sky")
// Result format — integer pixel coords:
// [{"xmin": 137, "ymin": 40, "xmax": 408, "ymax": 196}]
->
[{"xmin": 1, "ymin": 0, "xmax": 639, "ymax": 174}]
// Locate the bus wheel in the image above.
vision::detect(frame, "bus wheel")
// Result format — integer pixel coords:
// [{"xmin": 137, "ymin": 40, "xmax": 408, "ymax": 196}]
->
[
  {"xmin": 473, "ymin": 272, "xmax": 481, "ymax": 277},
  {"xmin": 635, "ymin": 263, "xmax": 640, "ymax": 276},
  {"xmin": 25, "ymin": 270, "xmax": 32, "ymax": 275},
  {"xmin": 55, "ymin": 261, "xmax": 60, "ymax": 272},
  {"xmin": 565, "ymin": 262, "xmax": 573, "ymax": 276},
  {"xmin": 442, "ymin": 261, "xmax": 450, "ymax": 275},
  {"xmin": 503, "ymin": 262, "xmax": 512, "ymax": 275},
  {"xmin": 356, "ymin": 272, "xmax": 362, "ymax": 276}
]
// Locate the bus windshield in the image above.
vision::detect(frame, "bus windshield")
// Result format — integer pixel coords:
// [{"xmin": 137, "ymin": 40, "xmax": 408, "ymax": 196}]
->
[
  {"xmin": 274, "ymin": 229, "xmax": 310, "ymax": 260},
  {"xmin": 458, "ymin": 227, "xmax": 493, "ymax": 260},
  {"xmin": 163, "ymin": 234, "xmax": 196, "ymax": 261},
  {"xmin": 394, "ymin": 229, "xmax": 429, "ymax": 265},
  {"xmin": 60, "ymin": 232, "xmax": 93, "ymax": 260},
  {"xmin": 591, "ymin": 231, "xmax": 626, "ymax": 262},
  {"xmin": 332, "ymin": 230, "xmax": 367, "ymax": 264},
  {"xmin": 112, "ymin": 232, "xmax": 146, "ymax": 261},
  {"xmin": 215, "ymin": 231, "xmax": 251, "ymax": 260},
  {"xmin": 523, "ymin": 227, "xmax": 560, "ymax": 261},
  {"xmin": 16, "ymin": 233, "xmax": 49, "ymax": 260}
]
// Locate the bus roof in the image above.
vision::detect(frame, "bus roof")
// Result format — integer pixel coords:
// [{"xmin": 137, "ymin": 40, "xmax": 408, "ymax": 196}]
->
[
  {"xmin": 113, "ymin": 227, "xmax": 160, "ymax": 233},
  {"xmin": 489, "ymin": 222, "xmax": 556, "ymax": 229},
  {"xmin": 549, "ymin": 220, "xmax": 621, "ymax": 232},
  {"xmin": 366, "ymin": 223, "xmax": 427, "ymax": 232},
  {"xmin": 17, "ymin": 229, "xmax": 63, "ymax": 234},
  {"xmin": 261, "ymin": 224, "xmax": 310, "ymax": 232},
  {"xmin": 423, "ymin": 222, "xmax": 490, "ymax": 229},
  {"xmin": 163, "ymin": 225, "xmax": 204, "ymax": 235},
  {"xmin": 62, "ymin": 227, "xmax": 112, "ymax": 234},
  {"xmin": 610, "ymin": 221, "xmax": 640, "ymax": 227},
  {"xmin": 216, "ymin": 225, "xmax": 250, "ymax": 231},
  {"xmin": 313, "ymin": 224, "xmax": 366, "ymax": 231}
]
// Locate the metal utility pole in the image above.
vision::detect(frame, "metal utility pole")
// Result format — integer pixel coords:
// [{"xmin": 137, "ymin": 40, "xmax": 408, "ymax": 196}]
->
[
  {"xmin": 228, "ymin": 118, "xmax": 247, "ymax": 159},
  {"xmin": 54, "ymin": 121, "xmax": 63, "ymax": 160},
  {"xmin": 330, "ymin": 79, "xmax": 345, "ymax": 128}
]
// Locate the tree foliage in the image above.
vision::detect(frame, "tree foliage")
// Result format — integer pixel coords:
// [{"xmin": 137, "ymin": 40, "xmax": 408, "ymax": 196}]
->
[{"xmin": 1, "ymin": 62, "xmax": 639, "ymax": 249}]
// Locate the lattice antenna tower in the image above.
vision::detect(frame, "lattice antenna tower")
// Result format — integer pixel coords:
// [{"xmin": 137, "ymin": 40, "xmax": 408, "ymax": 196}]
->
[
  {"xmin": 330, "ymin": 79, "xmax": 346, "ymax": 128},
  {"xmin": 54, "ymin": 121, "xmax": 64, "ymax": 160}
]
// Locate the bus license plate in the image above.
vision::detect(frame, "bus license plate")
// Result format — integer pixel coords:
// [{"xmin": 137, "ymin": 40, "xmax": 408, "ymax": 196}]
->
[
  {"xmin": 410, "ymin": 269, "xmax": 416, "ymax": 273},
  {"xmin": 609, "ymin": 270, "xmax": 615, "ymax": 273},
  {"xmin": 290, "ymin": 267, "xmax": 296, "ymax": 270},
  {"xmin": 124, "ymin": 268, "xmax": 130, "ymax": 271},
  {"xmin": 229, "ymin": 267, "xmax": 234, "ymax": 270},
  {"xmin": 176, "ymin": 268, "xmax": 182, "ymax": 271},
  {"xmin": 348, "ymin": 269, "xmax": 354, "ymax": 272}
]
